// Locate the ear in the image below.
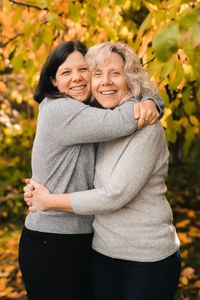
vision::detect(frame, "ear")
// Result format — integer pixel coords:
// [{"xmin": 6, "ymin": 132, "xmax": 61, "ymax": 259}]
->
[{"xmin": 51, "ymin": 77, "xmax": 57, "ymax": 87}]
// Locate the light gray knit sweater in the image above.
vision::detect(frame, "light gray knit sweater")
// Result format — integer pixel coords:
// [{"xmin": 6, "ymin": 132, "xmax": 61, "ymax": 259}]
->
[
  {"xmin": 25, "ymin": 97, "xmax": 139, "ymax": 234},
  {"xmin": 71, "ymin": 122, "xmax": 180, "ymax": 261}
]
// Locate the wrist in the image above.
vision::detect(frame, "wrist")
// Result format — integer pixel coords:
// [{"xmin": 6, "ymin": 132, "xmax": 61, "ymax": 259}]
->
[{"xmin": 46, "ymin": 193, "xmax": 55, "ymax": 209}]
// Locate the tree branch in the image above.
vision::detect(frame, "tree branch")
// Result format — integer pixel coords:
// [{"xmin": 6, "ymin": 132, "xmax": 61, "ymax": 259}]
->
[
  {"xmin": 142, "ymin": 57, "xmax": 155, "ymax": 66},
  {"xmin": 9, "ymin": 0, "xmax": 49, "ymax": 11},
  {"xmin": 1, "ymin": 33, "xmax": 24, "ymax": 47}
]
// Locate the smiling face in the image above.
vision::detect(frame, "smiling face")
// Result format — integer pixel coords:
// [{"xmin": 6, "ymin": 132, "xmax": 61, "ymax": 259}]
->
[
  {"xmin": 91, "ymin": 52, "xmax": 129, "ymax": 108},
  {"xmin": 53, "ymin": 51, "xmax": 91, "ymax": 102}
]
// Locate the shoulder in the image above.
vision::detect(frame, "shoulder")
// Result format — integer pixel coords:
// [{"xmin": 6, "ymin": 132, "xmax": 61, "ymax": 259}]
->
[
  {"xmin": 138, "ymin": 121, "xmax": 164, "ymax": 137},
  {"xmin": 46, "ymin": 96, "xmax": 84, "ymax": 107},
  {"xmin": 129, "ymin": 121, "xmax": 166, "ymax": 148},
  {"xmin": 44, "ymin": 97, "xmax": 87, "ymax": 115}
]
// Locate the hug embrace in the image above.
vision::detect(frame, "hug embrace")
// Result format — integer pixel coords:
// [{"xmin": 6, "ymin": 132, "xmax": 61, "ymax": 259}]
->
[{"xmin": 20, "ymin": 40, "xmax": 181, "ymax": 300}]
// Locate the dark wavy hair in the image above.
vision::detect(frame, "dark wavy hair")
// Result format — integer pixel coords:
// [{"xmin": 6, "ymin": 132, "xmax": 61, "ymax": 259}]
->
[{"xmin": 34, "ymin": 41, "xmax": 88, "ymax": 103}]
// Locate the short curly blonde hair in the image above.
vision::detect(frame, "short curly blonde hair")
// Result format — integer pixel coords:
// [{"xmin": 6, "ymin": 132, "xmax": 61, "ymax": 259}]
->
[{"xmin": 85, "ymin": 42, "xmax": 157, "ymax": 104}]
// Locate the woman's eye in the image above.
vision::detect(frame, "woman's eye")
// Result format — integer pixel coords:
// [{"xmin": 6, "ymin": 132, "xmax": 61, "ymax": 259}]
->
[
  {"xmin": 111, "ymin": 72, "xmax": 120, "ymax": 76},
  {"xmin": 80, "ymin": 68, "xmax": 88, "ymax": 72},
  {"xmin": 61, "ymin": 71, "xmax": 70, "ymax": 75},
  {"xmin": 94, "ymin": 71, "xmax": 101, "ymax": 76}
]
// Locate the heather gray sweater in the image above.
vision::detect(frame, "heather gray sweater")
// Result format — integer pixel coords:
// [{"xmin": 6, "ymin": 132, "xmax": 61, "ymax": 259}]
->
[
  {"xmin": 25, "ymin": 96, "xmax": 139, "ymax": 234},
  {"xmin": 71, "ymin": 122, "xmax": 180, "ymax": 261}
]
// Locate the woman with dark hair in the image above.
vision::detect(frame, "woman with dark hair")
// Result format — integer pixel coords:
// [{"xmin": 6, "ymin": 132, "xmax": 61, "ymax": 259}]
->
[
  {"xmin": 24, "ymin": 42, "xmax": 180, "ymax": 300},
  {"xmin": 34, "ymin": 41, "xmax": 89, "ymax": 102},
  {"xmin": 19, "ymin": 40, "xmax": 164, "ymax": 300}
]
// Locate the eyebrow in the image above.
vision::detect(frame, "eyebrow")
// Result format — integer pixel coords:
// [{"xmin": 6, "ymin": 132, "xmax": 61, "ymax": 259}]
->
[
  {"xmin": 94, "ymin": 67, "xmax": 123, "ymax": 72},
  {"xmin": 58, "ymin": 64, "xmax": 88, "ymax": 71}
]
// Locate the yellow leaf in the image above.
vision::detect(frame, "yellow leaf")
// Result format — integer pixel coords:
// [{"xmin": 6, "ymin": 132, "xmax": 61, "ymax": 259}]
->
[
  {"xmin": 180, "ymin": 249, "xmax": 189, "ymax": 259},
  {"xmin": 181, "ymin": 267, "xmax": 195, "ymax": 279},
  {"xmin": 187, "ymin": 210, "xmax": 196, "ymax": 218},
  {"xmin": 177, "ymin": 232, "xmax": 192, "ymax": 244},
  {"xmin": 4, "ymin": 265, "xmax": 15, "ymax": 274},
  {"xmin": 188, "ymin": 226, "xmax": 200, "ymax": 238},
  {"xmin": 0, "ymin": 278, "xmax": 7, "ymax": 291},
  {"xmin": 180, "ymin": 276, "xmax": 188, "ymax": 286},
  {"xmin": 0, "ymin": 82, "xmax": 7, "ymax": 93},
  {"xmin": 194, "ymin": 280, "xmax": 200, "ymax": 289},
  {"xmin": 189, "ymin": 115, "xmax": 199, "ymax": 126},
  {"xmin": 176, "ymin": 219, "xmax": 191, "ymax": 228}
]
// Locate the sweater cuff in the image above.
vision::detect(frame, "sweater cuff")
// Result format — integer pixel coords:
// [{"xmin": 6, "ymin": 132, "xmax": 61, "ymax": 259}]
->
[{"xmin": 71, "ymin": 193, "xmax": 92, "ymax": 215}]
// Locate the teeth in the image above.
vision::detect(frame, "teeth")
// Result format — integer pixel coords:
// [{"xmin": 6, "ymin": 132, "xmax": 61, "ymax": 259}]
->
[
  {"xmin": 101, "ymin": 90, "xmax": 116, "ymax": 95},
  {"xmin": 71, "ymin": 85, "xmax": 86, "ymax": 91}
]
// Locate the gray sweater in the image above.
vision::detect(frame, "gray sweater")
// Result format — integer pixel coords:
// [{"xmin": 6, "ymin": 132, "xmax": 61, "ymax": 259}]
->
[
  {"xmin": 71, "ymin": 122, "xmax": 180, "ymax": 261},
  {"xmin": 25, "ymin": 97, "xmax": 139, "ymax": 234}
]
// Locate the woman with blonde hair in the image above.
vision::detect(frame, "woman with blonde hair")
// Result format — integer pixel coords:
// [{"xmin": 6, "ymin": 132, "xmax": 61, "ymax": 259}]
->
[{"xmin": 24, "ymin": 42, "xmax": 181, "ymax": 300}]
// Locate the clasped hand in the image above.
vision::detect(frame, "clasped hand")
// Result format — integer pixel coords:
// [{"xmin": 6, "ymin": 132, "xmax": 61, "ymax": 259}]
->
[
  {"xmin": 23, "ymin": 179, "xmax": 50, "ymax": 212},
  {"xmin": 134, "ymin": 100, "xmax": 159, "ymax": 129}
]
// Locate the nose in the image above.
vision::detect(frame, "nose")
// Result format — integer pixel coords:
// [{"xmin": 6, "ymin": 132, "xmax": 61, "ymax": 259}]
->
[
  {"xmin": 101, "ymin": 73, "xmax": 112, "ymax": 85},
  {"xmin": 71, "ymin": 70, "xmax": 82, "ymax": 81}
]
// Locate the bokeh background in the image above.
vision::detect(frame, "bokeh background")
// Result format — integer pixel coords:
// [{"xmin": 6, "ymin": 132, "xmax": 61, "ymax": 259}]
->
[{"xmin": 1, "ymin": 0, "xmax": 200, "ymax": 299}]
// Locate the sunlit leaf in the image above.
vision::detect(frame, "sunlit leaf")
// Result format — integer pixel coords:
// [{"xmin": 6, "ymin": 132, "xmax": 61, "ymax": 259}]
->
[
  {"xmin": 176, "ymin": 219, "xmax": 191, "ymax": 228},
  {"xmin": 153, "ymin": 23, "xmax": 179, "ymax": 62},
  {"xmin": 169, "ymin": 63, "xmax": 184, "ymax": 90},
  {"xmin": 177, "ymin": 232, "xmax": 192, "ymax": 244},
  {"xmin": 11, "ymin": 53, "xmax": 24, "ymax": 72},
  {"xmin": 69, "ymin": 2, "xmax": 81, "ymax": 22}
]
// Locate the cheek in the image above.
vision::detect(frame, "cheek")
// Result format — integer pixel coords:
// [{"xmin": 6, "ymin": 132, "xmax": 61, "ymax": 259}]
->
[
  {"xmin": 58, "ymin": 78, "xmax": 70, "ymax": 89},
  {"xmin": 91, "ymin": 80, "xmax": 98, "ymax": 94},
  {"xmin": 84, "ymin": 73, "xmax": 91, "ymax": 84},
  {"xmin": 119, "ymin": 81, "xmax": 128, "ymax": 95}
]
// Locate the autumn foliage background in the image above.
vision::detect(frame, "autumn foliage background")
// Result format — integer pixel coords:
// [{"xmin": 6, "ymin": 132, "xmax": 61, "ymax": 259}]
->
[{"xmin": 0, "ymin": 0, "xmax": 200, "ymax": 299}]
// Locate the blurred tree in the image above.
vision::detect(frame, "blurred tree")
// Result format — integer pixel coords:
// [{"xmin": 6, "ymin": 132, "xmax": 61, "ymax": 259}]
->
[{"xmin": 1, "ymin": 0, "xmax": 200, "ymax": 222}]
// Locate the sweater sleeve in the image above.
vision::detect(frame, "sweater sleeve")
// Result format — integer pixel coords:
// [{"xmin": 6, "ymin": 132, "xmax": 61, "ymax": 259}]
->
[
  {"xmin": 46, "ymin": 97, "xmax": 138, "ymax": 145},
  {"xmin": 141, "ymin": 94, "xmax": 165, "ymax": 117},
  {"xmin": 71, "ymin": 122, "xmax": 167, "ymax": 215}
]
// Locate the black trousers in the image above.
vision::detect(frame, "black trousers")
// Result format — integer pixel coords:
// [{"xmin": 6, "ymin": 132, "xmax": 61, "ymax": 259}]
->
[
  {"xmin": 91, "ymin": 249, "xmax": 181, "ymax": 300},
  {"xmin": 19, "ymin": 227, "xmax": 94, "ymax": 300}
]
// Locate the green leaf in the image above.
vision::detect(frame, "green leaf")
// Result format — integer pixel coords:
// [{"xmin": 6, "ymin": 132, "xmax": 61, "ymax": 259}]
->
[
  {"xmin": 146, "ymin": 0, "xmax": 160, "ymax": 4},
  {"xmin": 189, "ymin": 115, "xmax": 199, "ymax": 126},
  {"xmin": 12, "ymin": 7, "xmax": 23, "ymax": 25},
  {"xmin": 48, "ymin": 14, "xmax": 63, "ymax": 29},
  {"xmin": 147, "ymin": 59, "xmax": 161, "ymax": 82},
  {"xmin": 12, "ymin": 53, "xmax": 24, "ymax": 72},
  {"xmin": 26, "ymin": 59, "xmax": 36, "ymax": 78},
  {"xmin": 183, "ymin": 127, "xmax": 195, "ymax": 155},
  {"xmin": 131, "ymin": 0, "xmax": 141, "ymax": 9},
  {"xmin": 192, "ymin": 24, "xmax": 200, "ymax": 47},
  {"xmin": 153, "ymin": 23, "xmax": 179, "ymax": 62},
  {"xmin": 69, "ymin": 2, "xmax": 81, "ymax": 22},
  {"xmin": 43, "ymin": 26, "xmax": 53, "ymax": 45},
  {"xmin": 34, "ymin": 34, "xmax": 44, "ymax": 50},
  {"xmin": 166, "ymin": 119, "xmax": 181, "ymax": 143},
  {"xmin": 24, "ymin": 21, "xmax": 32, "ymax": 39},
  {"xmin": 197, "ymin": 87, "xmax": 200, "ymax": 103},
  {"xmin": 160, "ymin": 60, "xmax": 175, "ymax": 80},
  {"xmin": 169, "ymin": 63, "xmax": 184, "ymax": 90},
  {"xmin": 115, "ymin": 0, "xmax": 125, "ymax": 5},
  {"xmin": 183, "ymin": 101, "xmax": 195, "ymax": 115},
  {"xmin": 85, "ymin": 3, "xmax": 97, "ymax": 25},
  {"xmin": 179, "ymin": 9, "xmax": 200, "ymax": 31}
]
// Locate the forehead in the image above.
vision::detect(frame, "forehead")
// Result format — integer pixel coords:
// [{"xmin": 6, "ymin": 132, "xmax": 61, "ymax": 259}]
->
[
  {"xmin": 95, "ymin": 52, "xmax": 124, "ymax": 69},
  {"xmin": 58, "ymin": 51, "xmax": 87, "ymax": 70}
]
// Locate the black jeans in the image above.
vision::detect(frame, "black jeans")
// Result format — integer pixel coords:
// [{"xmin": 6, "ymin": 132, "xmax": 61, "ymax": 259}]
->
[
  {"xmin": 19, "ymin": 227, "xmax": 94, "ymax": 300},
  {"xmin": 91, "ymin": 249, "xmax": 181, "ymax": 300}
]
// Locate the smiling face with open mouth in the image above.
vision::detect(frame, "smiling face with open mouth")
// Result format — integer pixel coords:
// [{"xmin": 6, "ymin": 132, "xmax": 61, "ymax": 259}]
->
[
  {"xmin": 91, "ymin": 52, "xmax": 129, "ymax": 109},
  {"xmin": 52, "ymin": 51, "xmax": 91, "ymax": 102}
]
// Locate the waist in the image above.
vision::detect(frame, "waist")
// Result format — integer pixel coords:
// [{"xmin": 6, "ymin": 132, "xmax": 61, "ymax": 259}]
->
[
  {"xmin": 22, "ymin": 226, "xmax": 93, "ymax": 242},
  {"xmin": 25, "ymin": 210, "xmax": 94, "ymax": 234},
  {"xmin": 92, "ymin": 221, "xmax": 180, "ymax": 262}
]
